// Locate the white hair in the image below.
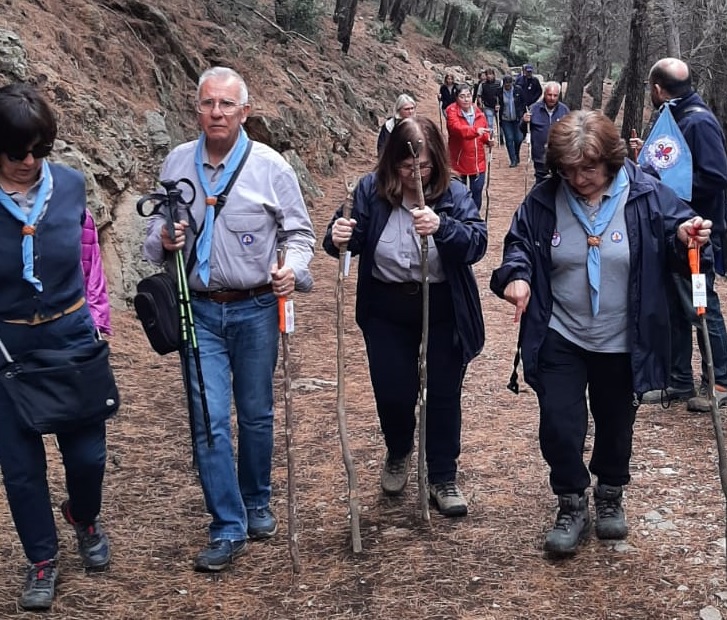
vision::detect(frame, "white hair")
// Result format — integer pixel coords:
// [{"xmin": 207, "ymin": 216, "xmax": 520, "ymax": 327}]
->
[
  {"xmin": 393, "ymin": 94, "xmax": 416, "ymax": 119},
  {"xmin": 543, "ymin": 81, "xmax": 562, "ymax": 95},
  {"xmin": 197, "ymin": 67, "xmax": 248, "ymax": 104}
]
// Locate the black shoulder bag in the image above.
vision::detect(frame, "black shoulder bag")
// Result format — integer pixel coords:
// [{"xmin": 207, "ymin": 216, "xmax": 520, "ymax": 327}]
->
[{"xmin": 134, "ymin": 141, "xmax": 253, "ymax": 355}]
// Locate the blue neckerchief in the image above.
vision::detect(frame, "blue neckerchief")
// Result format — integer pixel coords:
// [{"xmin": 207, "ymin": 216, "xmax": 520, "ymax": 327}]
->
[
  {"xmin": 0, "ymin": 160, "xmax": 52, "ymax": 292},
  {"xmin": 562, "ymin": 166, "xmax": 629, "ymax": 316},
  {"xmin": 193, "ymin": 128, "xmax": 249, "ymax": 286}
]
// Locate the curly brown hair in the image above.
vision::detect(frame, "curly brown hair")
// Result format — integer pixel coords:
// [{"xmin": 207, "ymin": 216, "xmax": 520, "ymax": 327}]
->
[{"xmin": 545, "ymin": 110, "xmax": 627, "ymax": 179}]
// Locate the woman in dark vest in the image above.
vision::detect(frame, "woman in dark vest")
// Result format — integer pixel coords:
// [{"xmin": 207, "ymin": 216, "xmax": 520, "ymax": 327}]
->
[{"xmin": 0, "ymin": 83, "xmax": 111, "ymax": 610}]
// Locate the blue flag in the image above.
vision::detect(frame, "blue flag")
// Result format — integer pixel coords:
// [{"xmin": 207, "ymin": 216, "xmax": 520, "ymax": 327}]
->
[{"xmin": 637, "ymin": 102, "xmax": 692, "ymax": 201}]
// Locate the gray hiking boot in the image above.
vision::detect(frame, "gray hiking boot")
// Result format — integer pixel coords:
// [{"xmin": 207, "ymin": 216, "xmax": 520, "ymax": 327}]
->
[
  {"xmin": 19, "ymin": 559, "xmax": 59, "ymax": 611},
  {"xmin": 594, "ymin": 484, "xmax": 628, "ymax": 540},
  {"xmin": 544, "ymin": 493, "xmax": 590, "ymax": 556},
  {"xmin": 641, "ymin": 387, "xmax": 694, "ymax": 406},
  {"xmin": 380, "ymin": 451, "xmax": 412, "ymax": 496},
  {"xmin": 429, "ymin": 481, "xmax": 468, "ymax": 517},
  {"xmin": 687, "ymin": 384, "xmax": 727, "ymax": 413}
]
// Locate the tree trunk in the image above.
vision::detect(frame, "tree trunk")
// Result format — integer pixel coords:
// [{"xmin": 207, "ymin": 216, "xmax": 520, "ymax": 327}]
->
[
  {"xmin": 561, "ymin": 0, "xmax": 590, "ymax": 111},
  {"xmin": 500, "ymin": 12, "xmax": 519, "ymax": 50},
  {"xmin": 604, "ymin": 69, "xmax": 627, "ymax": 121},
  {"xmin": 656, "ymin": 0, "xmax": 681, "ymax": 57},
  {"xmin": 620, "ymin": 0, "xmax": 649, "ymax": 140},
  {"xmin": 390, "ymin": 0, "xmax": 413, "ymax": 33},
  {"xmin": 274, "ymin": 0, "xmax": 292, "ymax": 30},
  {"xmin": 337, "ymin": 0, "xmax": 358, "ymax": 53},
  {"xmin": 442, "ymin": 4, "xmax": 461, "ymax": 49},
  {"xmin": 377, "ymin": 0, "xmax": 389, "ymax": 21}
]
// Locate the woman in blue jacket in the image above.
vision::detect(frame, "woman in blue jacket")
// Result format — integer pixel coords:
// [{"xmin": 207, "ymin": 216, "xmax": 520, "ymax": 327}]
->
[
  {"xmin": 324, "ymin": 117, "xmax": 487, "ymax": 518},
  {"xmin": 490, "ymin": 111, "xmax": 711, "ymax": 557}
]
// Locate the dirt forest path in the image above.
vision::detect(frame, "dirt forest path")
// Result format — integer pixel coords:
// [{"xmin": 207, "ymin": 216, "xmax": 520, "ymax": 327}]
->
[{"xmin": 2, "ymin": 78, "xmax": 727, "ymax": 620}]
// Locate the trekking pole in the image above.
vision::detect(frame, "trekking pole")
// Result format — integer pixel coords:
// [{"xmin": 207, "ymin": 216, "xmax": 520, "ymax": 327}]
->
[
  {"xmin": 524, "ymin": 106, "xmax": 532, "ymax": 194},
  {"xmin": 630, "ymin": 128, "xmax": 642, "ymax": 162},
  {"xmin": 277, "ymin": 247, "xmax": 301, "ymax": 574},
  {"xmin": 407, "ymin": 139, "xmax": 431, "ymax": 524},
  {"xmin": 484, "ymin": 143, "xmax": 493, "ymax": 222},
  {"xmin": 336, "ymin": 178, "xmax": 362, "ymax": 554},
  {"xmin": 688, "ymin": 240, "xmax": 727, "ymax": 577},
  {"xmin": 137, "ymin": 180, "xmax": 214, "ymax": 464},
  {"xmin": 437, "ymin": 98, "xmax": 443, "ymax": 133}
]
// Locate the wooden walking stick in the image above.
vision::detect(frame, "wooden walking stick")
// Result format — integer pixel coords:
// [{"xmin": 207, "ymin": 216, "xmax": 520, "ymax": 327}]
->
[
  {"xmin": 336, "ymin": 178, "xmax": 362, "ymax": 554},
  {"xmin": 524, "ymin": 106, "xmax": 532, "ymax": 193},
  {"xmin": 630, "ymin": 128, "xmax": 642, "ymax": 162},
  {"xmin": 484, "ymin": 143, "xmax": 493, "ymax": 222},
  {"xmin": 407, "ymin": 139, "xmax": 431, "ymax": 523},
  {"xmin": 277, "ymin": 247, "xmax": 301, "ymax": 573},
  {"xmin": 688, "ymin": 241, "xmax": 727, "ymax": 577}
]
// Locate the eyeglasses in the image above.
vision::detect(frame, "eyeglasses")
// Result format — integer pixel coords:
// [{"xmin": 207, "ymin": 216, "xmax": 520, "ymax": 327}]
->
[
  {"xmin": 195, "ymin": 99, "xmax": 245, "ymax": 116},
  {"xmin": 558, "ymin": 166, "xmax": 601, "ymax": 181},
  {"xmin": 397, "ymin": 162, "xmax": 434, "ymax": 176},
  {"xmin": 5, "ymin": 143, "xmax": 53, "ymax": 162}
]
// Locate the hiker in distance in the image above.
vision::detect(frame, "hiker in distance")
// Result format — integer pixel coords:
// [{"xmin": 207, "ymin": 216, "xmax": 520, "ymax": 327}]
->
[
  {"xmin": 324, "ymin": 117, "xmax": 487, "ymax": 518},
  {"xmin": 142, "ymin": 66, "xmax": 315, "ymax": 572},
  {"xmin": 632, "ymin": 57, "xmax": 727, "ymax": 413},
  {"xmin": 0, "ymin": 83, "xmax": 112, "ymax": 610},
  {"xmin": 491, "ymin": 110, "xmax": 711, "ymax": 557}
]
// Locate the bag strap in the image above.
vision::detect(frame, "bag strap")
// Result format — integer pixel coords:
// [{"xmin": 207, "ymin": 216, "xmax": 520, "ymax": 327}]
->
[{"xmin": 185, "ymin": 140, "xmax": 253, "ymax": 275}]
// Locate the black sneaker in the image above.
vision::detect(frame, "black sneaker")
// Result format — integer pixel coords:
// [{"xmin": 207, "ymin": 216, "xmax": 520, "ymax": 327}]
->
[
  {"xmin": 543, "ymin": 493, "xmax": 590, "ymax": 556},
  {"xmin": 20, "ymin": 559, "xmax": 59, "ymax": 611},
  {"xmin": 194, "ymin": 539, "xmax": 247, "ymax": 572},
  {"xmin": 247, "ymin": 507, "xmax": 278, "ymax": 540},
  {"xmin": 594, "ymin": 484, "xmax": 628, "ymax": 540},
  {"xmin": 60, "ymin": 500, "xmax": 110, "ymax": 571}
]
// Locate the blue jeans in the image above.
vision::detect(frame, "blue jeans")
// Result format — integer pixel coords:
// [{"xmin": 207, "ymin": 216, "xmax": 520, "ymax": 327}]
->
[
  {"xmin": 501, "ymin": 120, "xmax": 523, "ymax": 165},
  {"xmin": 187, "ymin": 294, "xmax": 279, "ymax": 541},
  {"xmin": 0, "ymin": 308, "xmax": 107, "ymax": 563},
  {"xmin": 669, "ymin": 271, "xmax": 727, "ymax": 389},
  {"xmin": 483, "ymin": 108, "xmax": 496, "ymax": 137},
  {"xmin": 458, "ymin": 173, "xmax": 485, "ymax": 212}
]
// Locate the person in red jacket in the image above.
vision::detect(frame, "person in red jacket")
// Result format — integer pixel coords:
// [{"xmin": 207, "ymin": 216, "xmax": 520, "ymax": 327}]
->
[{"xmin": 445, "ymin": 83, "xmax": 490, "ymax": 211}]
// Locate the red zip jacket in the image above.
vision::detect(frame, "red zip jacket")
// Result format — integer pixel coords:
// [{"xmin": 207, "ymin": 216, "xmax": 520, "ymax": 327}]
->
[{"xmin": 445, "ymin": 102, "xmax": 489, "ymax": 176}]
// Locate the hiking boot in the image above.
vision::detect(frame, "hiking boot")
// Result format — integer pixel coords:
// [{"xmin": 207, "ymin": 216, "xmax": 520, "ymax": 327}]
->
[
  {"xmin": 429, "ymin": 481, "xmax": 468, "ymax": 517},
  {"xmin": 247, "ymin": 507, "xmax": 278, "ymax": 540},
  {"xmin": 594, "ymin": 484, "xmax": 628, "ymax": 540},
  {"xmin": 380, "ymin": 450, "xmax": 412, "ymax": 496},
  {"xmin": 543, "ymin": 493, "xmax": 590, "ymax": 556},
  {"xmin": 687, "ymin": 384, "xmax": 727, "ymax": 413},
  {"xmin": 640, "ymin": 386, "xmax": 694, "ymax": 406},
  {"xmin": 60, "ymin": 500, "xmax": 110, "ymax": 571},
  {"xmin": 19, "ymin": 559, "xmax": 59, "ymax": 611},
  {"xmin": 193, "ymin": 539, "xmax": 247, "ymax": 572}
]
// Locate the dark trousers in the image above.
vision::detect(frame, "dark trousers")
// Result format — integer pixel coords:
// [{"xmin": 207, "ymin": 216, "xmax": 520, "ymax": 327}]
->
[
  {"xmin": 0, "ymin": 309, "xmax": 107, "ymax": 563},
  {"xmin": 535, "ymin": 329, "xmax": 637, "ymax": 495},
  {"xmin": 500, "ymin": 120, "xmax": 523, "ymax": 165},
  {"xmin": 362, "ymin": 280, "xmax": 466, "ymax": 484},
  {"xmin": 533, "ymin": 161, "xmax": 549, "ymax": 184},
  {"xmin": 458, "ymin": 173, "xmax": 485, "ymax": 212},
  {"xmin": 669, "ymin": 270, "xmax": 727, "ymax": 389}
]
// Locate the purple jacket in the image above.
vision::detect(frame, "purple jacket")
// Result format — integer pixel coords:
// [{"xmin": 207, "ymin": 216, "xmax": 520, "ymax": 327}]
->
[{"xmin": 81, "ymin": 209, "xmax": 111, "ymax": 334}]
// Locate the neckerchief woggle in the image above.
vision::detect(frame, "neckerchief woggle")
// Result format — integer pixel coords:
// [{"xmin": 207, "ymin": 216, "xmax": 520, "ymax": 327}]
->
[
  {"xmin": 562, "ymin": 166, "xmax": 629, "ymax": 316},
  {"xmin": 194, "ymin": 128, "xmax": 248, "ymax": 286},
  {"xmin": 0, "ymin": 160, "xmax": 52, "ymax": 292},
  {"xmin": 637, "ymin": 100, "xmax": 692, "ymax": 201}
]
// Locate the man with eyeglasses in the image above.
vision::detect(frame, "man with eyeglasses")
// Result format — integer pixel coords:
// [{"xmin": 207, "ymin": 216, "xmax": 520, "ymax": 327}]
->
[
  {"xmin": 445, "ymin": 83, "xmax": 490, "ymax": 211},
  {"xmin": 142, "ymin": 66, "xmax": 315, "ymax": 572}
]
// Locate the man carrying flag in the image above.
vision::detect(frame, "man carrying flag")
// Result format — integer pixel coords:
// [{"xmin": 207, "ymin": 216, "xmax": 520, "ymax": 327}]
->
[{"xmin": 632, "ymin": 58, "xmax": 727, "ymax": 412}]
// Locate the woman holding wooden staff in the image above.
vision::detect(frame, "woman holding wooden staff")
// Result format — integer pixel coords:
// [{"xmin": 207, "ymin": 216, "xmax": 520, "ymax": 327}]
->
[{"xmin": 323, "ymin": 117, "xmax": 487, "ymax": 517}]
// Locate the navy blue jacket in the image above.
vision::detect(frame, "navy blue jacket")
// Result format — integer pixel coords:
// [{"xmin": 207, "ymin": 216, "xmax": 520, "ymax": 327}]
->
[
  {"xmin": 497, "ymin": 86, "xmax": 526, "ymax": 124},
  {"xmin": 520, "ymin": 100, "xmax": 570, "ymax": 163},
  {"xmin": 489, "ymin": 160, "xmax": 700, "ymax": 397},
  {"xmin": 0, "ymin": 164, "xmax": 86, "ymax": 321},
  {"xmin": 323, "ymin": 173, "xmax": 487, "ymax": 364},
  {"xmin": 671, "ymin": 92, "xmax": 727, "ymax": 235}
]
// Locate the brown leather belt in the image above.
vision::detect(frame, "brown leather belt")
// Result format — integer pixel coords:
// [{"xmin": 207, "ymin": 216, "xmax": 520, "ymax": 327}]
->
[
  {"xmin": 4, "ymin": 297, "xmax": 86, "ymax": 326},
  {"xmin": 191, "ymin": 284, "xmax": 274, "ymax": 303}
]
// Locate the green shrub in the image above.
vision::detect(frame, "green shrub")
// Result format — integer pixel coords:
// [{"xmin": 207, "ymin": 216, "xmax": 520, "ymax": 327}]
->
[{"xmin": 288, "ymin": 0, "xmax": 325, "ymax": 38}]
